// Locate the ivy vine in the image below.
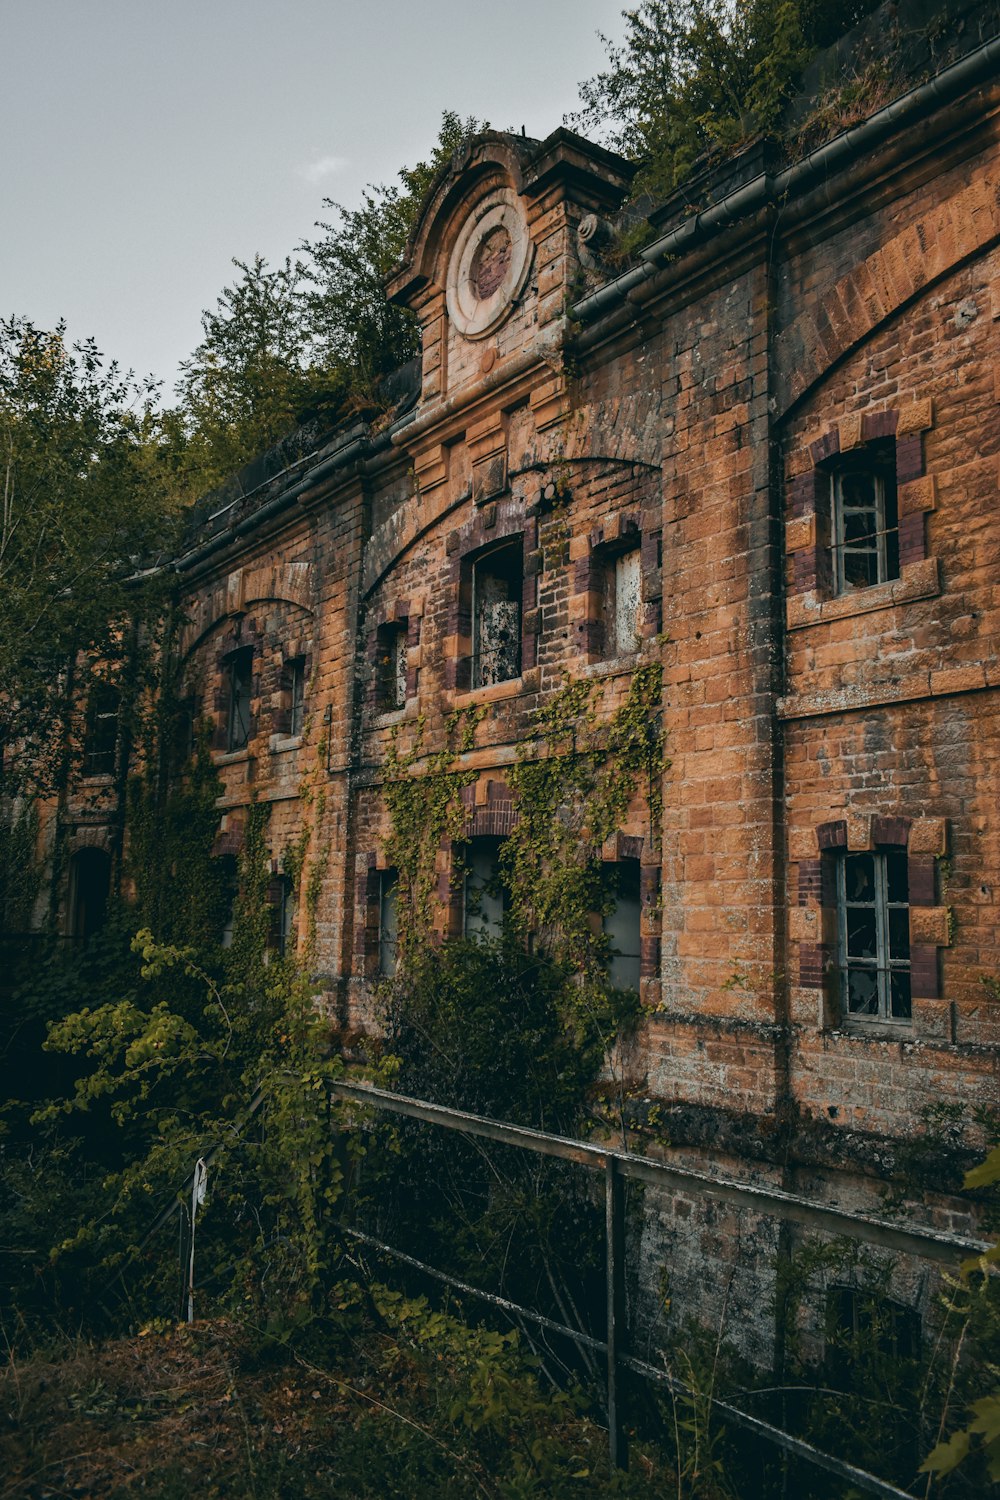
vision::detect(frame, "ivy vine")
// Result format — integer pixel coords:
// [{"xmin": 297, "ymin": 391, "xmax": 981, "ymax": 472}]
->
[
  {"xmin": 502, "ymin": 662, "xmax": 665, "ymax": 975},
  {"xmin": 381, "ymin": 707, "xmax": 484, "ymax": 954}
]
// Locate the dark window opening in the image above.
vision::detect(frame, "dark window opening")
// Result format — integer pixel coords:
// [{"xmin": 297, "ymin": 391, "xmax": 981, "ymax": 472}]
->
[
  {"xmin": 68, "ymin": 847, "xmax": 111, "ymax": 941},
  {"xmin": 837, "ymin": 850, "xmax": 911, "ymax": 1023},
  {"xmin": 286, "ymin": 657, "xmax": 306, "ymax": 737},
  {"xmin": 472, "ymin": 541, "xmax": 522, "ymax": 688},
  {"xmin": 377, "ymin": 624, "xmax": 408, "ymax": 711},
  {"xmin": 267, "ymin": 874, "xmax": 295, "ymax": 957},
  {"xmin": 379, "ymin": 869, "xmax": 398, "ymax": 977},
  {"xmin": 829, "ymin": 440, "xmax": 898, "ymax": 594},
  {"xmin": 225, "ymin": 647, "xmax": 253, "ymax": 752},
  {"xmin": 219, "ymin": 854, "xmax": 238, "ymax": 949},
  {"xmin": 82, "ymin": 682, "xmax": 120, "ymax": 778},
  {"xmin": 826, "ymin": 1286, "xmax": 920, "ymax": 1374},
  {"xmin": 602, "ymin": 859, "xmax": 641, "ymax": 989},
  {"xmin": 172, "ymin": 696, "xmax": 198, "ymax": 768},
  {"xmin": 463, "ymin": 837, "xmax": 508, "ymax": 940}
]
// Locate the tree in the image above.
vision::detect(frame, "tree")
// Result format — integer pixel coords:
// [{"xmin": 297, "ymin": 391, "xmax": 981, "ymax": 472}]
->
[
  {"xmin": 164, "ymin": 254, "xmax": 346, "ymax": 501},
  {"xmin": 0, "ymin": 318, "xmax": 174, "ymax": 797},
  {"xmin": 570, "ymin": 0, "xmax": 882, "ymax": 198}
]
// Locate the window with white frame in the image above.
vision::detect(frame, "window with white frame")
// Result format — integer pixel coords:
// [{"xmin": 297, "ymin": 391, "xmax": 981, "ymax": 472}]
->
[
  {"xmin": 287, "ymin": 657, "xmax": 306, "ymax": 737},
  {"xmin": 472, "ymin": 541, "xmax": 522, "ymax": 688},
  {"xmin": 836, "ymin": 850, "xmax": 910, "ymax": 1023},
  {"xmin": 377, "ymin": 623, "xmax": 408, "ymax": 711},
  {"xmin": 267, "ymin": 874, "xmax": 296, "ymax": 958},
  {"xmin": 82, "ymin": 682, "xmax": 120, "ymax": 778},
  {"xmin": 830, "ymin": 441, "xmax": 899, "ymax": 594}
]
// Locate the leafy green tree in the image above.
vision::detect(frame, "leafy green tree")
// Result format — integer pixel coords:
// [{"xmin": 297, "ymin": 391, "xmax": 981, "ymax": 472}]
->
[
  {"xmin": 163, "ymin": 254, "xmax": 346, "ymax": 500},
  {"xmin": 0, "ymin": 318, "xmax": 174, "ymax": 797},
  {"xmin": 570, "ymin": 0, "xmax": 881, "ymax": 198}
]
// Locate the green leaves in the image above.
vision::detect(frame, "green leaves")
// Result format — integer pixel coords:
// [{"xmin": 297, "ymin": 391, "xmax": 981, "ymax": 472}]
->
[
  {"xmin": 0, "ymin": 318, "xmax": 175, "ymax": 795},
  {"xmin": 923, "ymin": 1393, "xmax": 1000, "ymax": 1480},
  {"xmin": 570, "ymin": 1, "xmax": 881, "ymax": 201}
]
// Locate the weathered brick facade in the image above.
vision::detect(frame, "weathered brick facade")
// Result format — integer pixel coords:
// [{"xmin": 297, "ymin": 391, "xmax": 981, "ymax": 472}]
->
[{"xmin": 48, "ymin": 3, "xmax": 1000, "ymax": 1358}]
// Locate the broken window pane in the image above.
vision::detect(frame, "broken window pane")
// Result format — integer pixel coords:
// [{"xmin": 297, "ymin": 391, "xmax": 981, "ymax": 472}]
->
[
  {"xmin": 82, "ymin": 682, "xmax": 119, "ymax": 778},
  {"xmin": 379, "ymin": 870, "xmax": 398, "ymax": 976},
  {"xmin": 376, "ymin": 622, "xmax": 409, "ymax": 711},
  {"xmin": 226, "ymin": 648, "xmax": 253, "ymax": 752},
  {"xmin": 472, "ymin": 542, "xmax": 521, "ymax": 688},
  {"xmin": 463, "ymin": 838, "xmax": 507, "ymax": 940},
  {"xmin": 289, "ymin": 658, "xmax": 306, "ymax": 736},
  {"xmin": 830, "ymin": 443, "xmax": 899, "ymax": 595}
]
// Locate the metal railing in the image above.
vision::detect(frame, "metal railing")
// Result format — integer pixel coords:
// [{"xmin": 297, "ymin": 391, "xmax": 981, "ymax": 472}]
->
[{"xmin": 331, "ymin": 1079, "xmax": 991, "ymax": 1499}]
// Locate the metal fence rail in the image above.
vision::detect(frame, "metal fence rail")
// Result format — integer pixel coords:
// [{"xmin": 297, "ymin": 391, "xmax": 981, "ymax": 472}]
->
[{"xmin": 332, "ymin": 1079, "xmax": 992, "ymax": 1495}]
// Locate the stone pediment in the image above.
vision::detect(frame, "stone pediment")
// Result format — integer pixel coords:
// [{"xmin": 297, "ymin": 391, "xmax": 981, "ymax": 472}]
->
[{"xmin": 387, "ymin": 129, "xmax": 633, "ymax": 410}]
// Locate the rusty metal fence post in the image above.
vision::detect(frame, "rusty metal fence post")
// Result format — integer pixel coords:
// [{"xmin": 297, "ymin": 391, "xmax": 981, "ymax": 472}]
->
[{"xmin": 605, "ymin": 1155, "xmax": 628, "ymax": 1470}]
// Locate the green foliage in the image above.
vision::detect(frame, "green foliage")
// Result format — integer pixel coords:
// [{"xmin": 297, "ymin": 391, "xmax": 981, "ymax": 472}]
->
[
  {"xmin": 381, "ymin": 706, "xmax": 483, "ymax": 955},
  {"xmin": 383, "ymin": 939, "xmax": 621, "ymax": 1132},
  {"xmin": 127, "ymin": 725, "xmax": 230, "ymax": 949},
  {"xmin": 161, "ymin": 255, "xmax": 350, "ymax": 501},
  {"xmin": 0, "ymin": 797, "xmax": 40, "ymax": 933},
  {"xmin": 570, "ymin": 1, "xmax": 882, "ymax": 199},
  {"xmin": 503, "ymin": 664, "xmax": 664, "ymax": 974},
  {"xmin": 0, "ymin": 319, "xmax": 175, "ymax": 794},
  {"xmin": 151, "ymin": 113, "xmax": 487, "ymax": 503},
  {"xmin": 921, "ymin": 1142, "xmax": 1000, "ymax": 1486}
]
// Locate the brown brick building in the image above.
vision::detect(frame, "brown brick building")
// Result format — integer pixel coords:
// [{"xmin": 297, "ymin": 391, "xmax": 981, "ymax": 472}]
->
[{"xmin": 48, "ymin": 3, "xmax": 1000, "ymax": 1357}]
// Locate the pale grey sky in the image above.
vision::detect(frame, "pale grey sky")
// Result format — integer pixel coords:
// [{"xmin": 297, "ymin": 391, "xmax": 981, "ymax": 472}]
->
[{"xmin": 2, "ymin": 0, "xmax": 625, "ymax": 398}]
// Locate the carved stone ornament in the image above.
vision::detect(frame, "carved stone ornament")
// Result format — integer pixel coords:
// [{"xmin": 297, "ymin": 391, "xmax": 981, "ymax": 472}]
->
[{"xmin": 446, "ymin": 187, "xmax": 533, "ymax": 340}]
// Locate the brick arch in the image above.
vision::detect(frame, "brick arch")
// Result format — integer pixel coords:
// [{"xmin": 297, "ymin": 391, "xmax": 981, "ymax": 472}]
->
[
  {"xmin": 178, "ymin": 562, "xmax": 313, "ymax": 659},
  {"xmin": 179, "ymin": 593, "xmax": 313, "ymax": 666},
  {"xmin": 777, "ymin": 168, "xmax": 1000, "ymax": 416}
]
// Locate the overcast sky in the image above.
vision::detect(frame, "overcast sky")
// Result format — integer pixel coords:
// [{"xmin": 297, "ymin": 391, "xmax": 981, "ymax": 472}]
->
[{"xmin": 2, "ymin": 0, "xmax": 626, "ymax": 399}]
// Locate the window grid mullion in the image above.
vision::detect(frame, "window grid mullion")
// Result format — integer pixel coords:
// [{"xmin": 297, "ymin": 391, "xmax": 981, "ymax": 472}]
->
[{"xmin": 873, "ymin": 854, "xmax": 890, "ymax": 1021}]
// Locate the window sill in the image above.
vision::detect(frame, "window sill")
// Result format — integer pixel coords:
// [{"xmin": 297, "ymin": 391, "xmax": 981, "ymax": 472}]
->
[
  {"xmin": 214, "ymin": 748, "xmax": 252, "ymax": 766},
  {"xmin": 831, "ymin": 1020, "xmax": 914, "ymax": 1041},
  {"xmin": 79, "ymin": 773, "xmax": 114, "ymax": 786},
  {"xmin": 449, "ymin": 676, "xmax": 524, "ymax": 709},
  {"xmin": 269, "ymin": 734, "xmax": 302, "ymax": 754},
  {"xmin": 786, "ymin": 557, "xmax": 939, "ymax": 630},
  {"xmin": 578, "ymin": 649, "xmax": 644, "ymax": 680},
  {"xmin": 371, "ymin": 702, "xmax": 418, "ymax": 728}
]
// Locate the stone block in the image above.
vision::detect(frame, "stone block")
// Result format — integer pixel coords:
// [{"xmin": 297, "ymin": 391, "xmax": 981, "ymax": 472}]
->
[
  {"xmin": 846, "ymin": 811, "xmax": 872, "ymax": 851},
  {"xmin": 787, "ymin": 827, "xmax": 818, "ymax": 859},
  {"xmin": 838, "ymin": 412, "xmax": 864, "ymax": 451},
  {"xmin": 913, "ymin": 997, "xmax": 954, "ymax": 1043},
  {"xmin": 909, "ymin": 906, "xmax": 950, "ymax": 947},
  {"xmin": 896, "ymin": 398, "xmax": 933, "ymax": 436},
  {"xmin": 899, "ymin": 474, "xmax": 936, "ymax": 516},
  {"xmin": 785, "ymin": 513, "xmax": 816, "ymax": 552},
  {"xmin": 788, "ymin": 904, "xmax": 820, "ymax": 943},
  {"xmin": 908, "ymin": 817, "xmax": 947, "ymax": 856}
]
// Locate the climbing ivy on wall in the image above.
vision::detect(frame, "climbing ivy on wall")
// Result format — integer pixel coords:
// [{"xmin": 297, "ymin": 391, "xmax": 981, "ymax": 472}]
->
[
  {"xmin": 379, "ymin": 664, "xmax": 665, "ymax": 980},
  {"xmin": 502, "ymin": 662, "xmax": 665, "ymax": 974},
  {"xmin": 381, "ymin": 707, "xmax": 484, "ymax": 953}
]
